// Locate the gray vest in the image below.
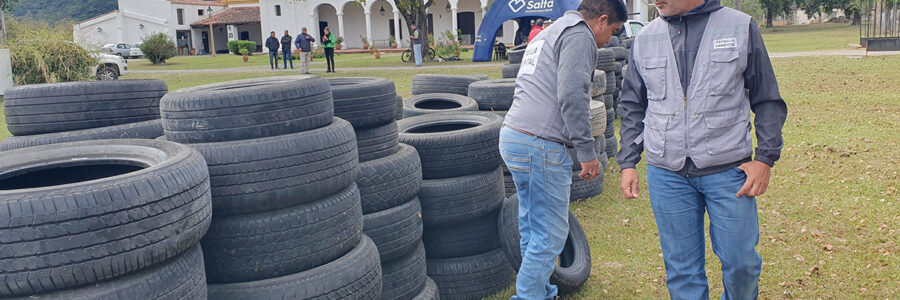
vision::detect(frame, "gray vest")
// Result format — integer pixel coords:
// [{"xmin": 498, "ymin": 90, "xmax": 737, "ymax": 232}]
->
[
  {"xmin": 505, "ymin": 11, "xmax": 596, "ymax": 145},
  {"xmin": 632, "ymin": 8, "xmax": 753, "ymax": 171}
]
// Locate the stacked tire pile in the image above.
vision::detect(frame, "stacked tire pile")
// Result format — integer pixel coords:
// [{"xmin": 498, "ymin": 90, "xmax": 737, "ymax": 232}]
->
[
  {"xmin": 502, "ymin": 44, "xmax": 527, "ymax": 78},
  {"xmin": 0, "ymin": 80, "xmax": 166, "ymax": 151},
  {"xmin": 329, "ymin": 77, "xmax": 440, "ymax": 300},
  {"xmin": 617, "ymin": 34, "xmax": 634, "ymax": 117},
  {"xmin": 607, "ymin": 34, "xmax": 629, "ymax": 120},
  {"xmin": 596, "ymin": 47, "xmax": 619, "ymax": 160},
  {"xmin": 398, "ymin": 111, "xmax": 515, "ymax": 300},
  {"xmin": 159, "ymin": 76, "xmax": 383, "ymax": 299}
]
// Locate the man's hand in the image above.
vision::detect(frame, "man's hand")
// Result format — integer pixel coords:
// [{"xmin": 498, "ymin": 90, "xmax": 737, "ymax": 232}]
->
[
  {"xmin": 620, "ymin": 168, "xmax": 640, "ymax": 199},
  {"xmin": 579, "ymin": 159, "xmax": 600, "ymax": 180},
  {"xmin": 736, "ymin": 161, "xmax": 771, "ymax": 197}
]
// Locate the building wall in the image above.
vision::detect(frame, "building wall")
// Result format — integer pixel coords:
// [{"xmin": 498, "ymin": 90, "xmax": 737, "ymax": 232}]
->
[{"xmin": 343, "ymin": 2, "xmax": 368, "ymax": 48}]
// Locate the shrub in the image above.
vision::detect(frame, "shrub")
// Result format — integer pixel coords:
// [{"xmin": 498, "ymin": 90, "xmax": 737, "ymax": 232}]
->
[
  {"xmin": 140, "ymin": 33, "xmax": 177, "ymax": 64},
  {"xmin": 227, "ymin": 40, "xmax": 257, "ymax": 55},
  {"xmin": 2, "ymin": 18, "xmax": 97, "ymax": 85}
]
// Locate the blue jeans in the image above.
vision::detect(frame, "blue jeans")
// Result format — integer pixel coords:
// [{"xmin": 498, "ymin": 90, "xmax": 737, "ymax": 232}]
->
[
  {"xmin": 646, "ymin": 164, "xmax": 762, "ymax": 300},
  {"xmin": 268, "ymin": 51, "xmax": 279, "ymax": 69},
  {"xmin": 282, "ymin": 49, "xmax": 293, "ymax": 68},
  {"xmin": 499, "ymin": 127, "xmax": 572, "ymax": 300},
  {"xmin": 413, "ymin": 44, "xmax": 423, "ymax": 66}
]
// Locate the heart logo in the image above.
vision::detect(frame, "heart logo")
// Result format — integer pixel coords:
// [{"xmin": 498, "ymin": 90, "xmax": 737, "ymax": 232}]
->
[{"xmin": 508, "ymin": 0, "xmax": 526, "ymax": 13}]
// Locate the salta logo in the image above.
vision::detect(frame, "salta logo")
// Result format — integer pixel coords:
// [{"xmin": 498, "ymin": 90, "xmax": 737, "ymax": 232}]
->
[{"xmin": 508, "ymin": 0, "xmax": 554, "ymax": 13}]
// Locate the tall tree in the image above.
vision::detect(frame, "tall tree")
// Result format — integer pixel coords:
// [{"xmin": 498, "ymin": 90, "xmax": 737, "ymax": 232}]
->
[
  {"xmin": 0, "ymin": 0, "xmax": 20, "ymax": 41},
  {"xmin": 760, "ymin": 0, "xmax": 792, "ymax": 26},
  {"xmin": 393, "ymin": 0, "xmax": 433, "ymax": 62},
  {"xmin": 795, "ymin": 0, "xmax": 863, "ymax": 25}
]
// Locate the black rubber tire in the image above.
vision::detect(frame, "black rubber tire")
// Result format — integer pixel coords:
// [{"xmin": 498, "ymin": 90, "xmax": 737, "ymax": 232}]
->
[
  {"xmin": 207, "ymin": 235, "xmax": 383, "ymax": 300},
  {"xmin": 426, "ymin": 247, "xmax": 514, "ymax": 300},
  {"xmin": 498, "ymin": 195, "xmax": 592, "ymax": 294},
  {"xmin": 3, "ymin": 80, "xmax": 166, "ymax": 136},
  {"xmin": 467, "ymin": 78, "xmax": 517, "ymax": 111},
  {"xmin": 359, "ymin": 144, "xmax": 422, "ymax": 214},
  {"xmin": 605, "ymin": 35, "xmax": 620, "ymax": 47},
  {"xmin": 501, "ymin": 63, "xmax": 520, "ymax": 78},
  {"xmin": 419, "ymin": 167, "xmax": 505, "ymax": 228},
  {"xmin": 160, "ymin": 76, "xmax": 332, "ymax": 144},
  {"xmin": 605, "ymin": 71, "xmax": 617, "ymax": 94},
  {"xmin": 395, "ymin": 95, "xmax": 405, "ymax": 120},
  {"xmin": 381, "ymin": 242, "xmax": 428, "ymax": 300},
  {"xmin": 413, "ymin": 277, "xmax": 441, "ymax": 300},
  {"xmin": 202, "ymin": 184, "xmax": 363, "ymax": 284},
  {"xmin": 412, "ymin": 74, "xmax": 486, "ymax": 96},
  {"xmin": 503, "ymin": 171, "xmax": 516, "ymax": 197},
  {"xmin": 595, "ymin": 48, "xmax": 616, "ymax": 72},
  {"xmin": 589, "ymin": 100, "xmax": 607, "ymax": 137},
  {"xmin": 606, "ymin": 135, "xmax": 618, "ymax": 159},
  {"xmin": 398, "ymin": 112, "xmax": 503, "ymax": 179},
  {"xmin": 612, "ymin": 46, "xmax": 628, "ymax": 60},
  {"xmin": 185, "ymin": 118, "xmax": 358, "ymax": 216},
  {"xmin": 329, "ymin": 77, "xmax": 398, "ymax": 130},
  {"xmin": 591, "ymin": 70, "xmax": 607, "ymax": 97},
  {"xmin": 570, "ymin": 170, "xmax": 604, "ymax": 201},
  {"xmin": 357, "ymin": 121, "xmax": 400, "ymax": 162},
  {"xmin": 403, "ymin": 93, "xmax": 479, "ymax": 118},
  {"xmin": 507, "ymin": 44, "xmax": 526, "ymax": 64},
  {"xmin": 0, "ymin": 139, "xmax": 211, "ymax": 297},
  {"xmin": 605, "ymin": 108, "xmax": 616, "ymax": 137},
  {"xmin": 0, "ymin": 119, "xmax": 162, "ymax": 151},
  {"xmin": 363, "ymin": 198, "xmax": 425, "ymax": 263},
  {"xmin": 602, "ymin": 93, "xmax": 614, "ymax": 109},
  {"xmin": 8, "ymin": 245, "xmax": 208, "ymax": 300},
  {"xmin": 422, "ymin": 212, "xmax": 501, "ymax": 259}
]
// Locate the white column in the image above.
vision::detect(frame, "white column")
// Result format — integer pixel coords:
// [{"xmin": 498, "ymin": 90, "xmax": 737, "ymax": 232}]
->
[
  {"xmin": 337, "ymin": 12, "xmax": 345, "ymax": 41},
  {"xmin": 365, "ymin": 11, "xmax": 373, "ymax": 47},
  {"xmin": 451, "ymin": 7, "xmax": 458, "ymax": 35},
  {"xmin": 393, "ymin": 10, "xmax": 402, "ymax": 48}
]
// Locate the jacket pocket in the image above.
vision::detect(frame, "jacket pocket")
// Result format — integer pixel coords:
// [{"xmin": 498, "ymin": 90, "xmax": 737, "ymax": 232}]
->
[
  {"xmin": 708, "ymin": 50, "xmax": 741, "ymax": 96},
  {"xmin": 701, "ymin": 106, "xmax": 750, "ymax": 155},
  {"xmin": 642, "ymin": 112, "xmax": 672, "ymax": 158},
  {"xmin": 641, "ymin": 57, "xmax": 667, "ymax": 101}
]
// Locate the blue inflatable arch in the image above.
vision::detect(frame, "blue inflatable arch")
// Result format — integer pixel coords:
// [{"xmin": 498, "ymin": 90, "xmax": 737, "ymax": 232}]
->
[{"xmin": 472, "ymin": 0, "xmax": 582, "ymax": 62}]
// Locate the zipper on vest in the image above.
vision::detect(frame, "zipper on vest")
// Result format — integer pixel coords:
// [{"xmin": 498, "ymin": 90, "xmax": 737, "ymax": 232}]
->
[{"xmin": 683, "ymin": 96, "xmax": 687, "ymax": 109}]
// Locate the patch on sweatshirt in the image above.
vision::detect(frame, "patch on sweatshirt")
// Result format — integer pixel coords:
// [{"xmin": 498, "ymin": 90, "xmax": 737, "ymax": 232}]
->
[
  {"xmin": 713, "ymin": 38, "xmax": 737, "ymax": 49},
  {"xmin": 519, "ymin": 40, "xmax": 544, "ymax": 75}
]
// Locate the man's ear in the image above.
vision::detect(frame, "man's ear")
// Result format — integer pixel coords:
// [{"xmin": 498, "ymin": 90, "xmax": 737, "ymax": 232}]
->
[{"xmin": 598, "ymin": 15, "xmax": 610, "ymax": 27}]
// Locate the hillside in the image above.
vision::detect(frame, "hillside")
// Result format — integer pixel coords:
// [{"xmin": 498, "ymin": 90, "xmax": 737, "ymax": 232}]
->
[{"xmin": 11, "ymin": 0, "xmax": 117, "ymax": 24}]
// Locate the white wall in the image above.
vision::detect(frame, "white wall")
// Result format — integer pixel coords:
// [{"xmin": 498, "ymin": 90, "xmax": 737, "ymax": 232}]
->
[{"xmin": 74, "ymin": 13, "xmax": 120, "ymax": 48}]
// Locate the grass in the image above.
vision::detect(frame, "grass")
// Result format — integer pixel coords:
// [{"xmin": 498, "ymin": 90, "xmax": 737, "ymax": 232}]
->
[
  {"xmin": 0, "ymin": 104, "xmax": 8, "ymax": 141},
  {"xmin": 127, "ymin": 50, "xmax": 482, "ymax": 71},
  {"xmin": 761, "ymin": 23, "xmax": 860, "ymax": 52}
]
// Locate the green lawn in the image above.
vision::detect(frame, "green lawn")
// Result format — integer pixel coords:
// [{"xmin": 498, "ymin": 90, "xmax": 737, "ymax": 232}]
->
[
  {"xmin": 761, "ymin": 23, "xmax": 860, "ymax": 52},
  {"xmin": 0, "ymin": 105, "xmax": 8, "ymax": 141},
  {"xmin": 128, "ymin": 50, "xmax": 482, "ymax": 71}
]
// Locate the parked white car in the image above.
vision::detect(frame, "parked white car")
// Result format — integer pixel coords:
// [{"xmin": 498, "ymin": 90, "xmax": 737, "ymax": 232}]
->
[
  {"xmin": 91, "ymin": 53, "xmax": 128, "ymax": 81},
  {"xmin": 130, "ymin": 43, "xmax": 144, "ymax": 58},
  {"xmin": 623, "ymin": 20, "xmax": 646, "ymax": 38},
  {"xmin": 102, "ymin": 43, "xmax": 137, "ymax": 58}
]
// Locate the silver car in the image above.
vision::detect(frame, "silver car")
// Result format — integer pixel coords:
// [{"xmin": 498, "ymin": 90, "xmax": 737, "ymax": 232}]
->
[
  {"xmin": 102, "ymin": 43, "xmax": 134, "ymax": 58},
  {"xmin": 130, "ymin": 43, "xmax": 144, "ymax": 58}
]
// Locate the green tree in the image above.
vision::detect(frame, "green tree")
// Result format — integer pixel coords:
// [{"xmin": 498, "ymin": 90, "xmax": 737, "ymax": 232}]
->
[
  {"xmin": 794, "ymin": 0, "xmax": 864, "ymax": 25},
  {"xmin": 760, "ymin": 0, "xmax": 793, "ymax": 26},
  {"xmin": 141, "ymin": 33, "xmax": 177, "ymax": 64}
]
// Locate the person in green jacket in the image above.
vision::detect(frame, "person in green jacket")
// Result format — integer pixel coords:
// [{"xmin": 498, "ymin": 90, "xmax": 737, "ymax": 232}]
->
[{"xmin": 321, "ymin": 27, "xmax": 336, "ymax": 73}]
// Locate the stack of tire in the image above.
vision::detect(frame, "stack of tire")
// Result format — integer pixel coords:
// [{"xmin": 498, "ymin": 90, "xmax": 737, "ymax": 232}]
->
[
  {"xmin": 618, "ymin": 34, "xmax": 634, "ymax": 117},
  {"xmin": 0, "ymin": 80, "xmax": 166, "ymax": 151},
  {"xmin": 0, "ymin": 139, "xmax": 212, "ymax": 299},
  {"xmin": 596, "ymin": 47, "xmax": 619, "ymax": 160},
  {"xmin": 467, "ymin": 78, "xmax": 516, "ymax": 118},
  {"xmin": 411, "ymin": 74, "xmax": 488, "ymax": 96},
  {"xmin": 159, "ymin": 76, "xmax": 382, "ymax": 299},
  {"xmin": 502, "ymin": 44, "xmax": 527, "ymax": 78},
  {"xmin": 329, "ymin": 77, "xmax": 440, "ymax": 300},
  {"xmin": 399, "ymin": 111, "xmax": 515, "ymax": 300}
]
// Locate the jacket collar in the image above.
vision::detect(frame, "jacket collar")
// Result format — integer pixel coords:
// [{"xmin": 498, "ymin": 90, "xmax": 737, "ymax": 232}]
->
[{"xmin": 660, "ymin": 0, "xmax": 724, "ymax": 22}]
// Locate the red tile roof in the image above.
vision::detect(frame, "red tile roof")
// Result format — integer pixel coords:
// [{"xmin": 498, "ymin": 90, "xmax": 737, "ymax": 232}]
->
[
  {"xmin": 170, "ymin": 0, "xmax": 223, "ymax": 6},
  {"xmin": 191, "ymin": 7, "xmax": 260, "ymax": 26}
]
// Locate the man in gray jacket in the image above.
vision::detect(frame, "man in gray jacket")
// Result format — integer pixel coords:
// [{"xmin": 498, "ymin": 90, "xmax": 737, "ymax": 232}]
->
[
  {"xmin": 500, "ymin": 0, "xmax": 626, "ymax": 298},
  {"xmin": 617, "ymin": 0, "xmax": 787, "ymax": 298}
]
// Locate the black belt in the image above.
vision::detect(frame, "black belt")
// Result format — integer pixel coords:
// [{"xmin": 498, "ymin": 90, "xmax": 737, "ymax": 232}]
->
[{"xmin": 506, "ymin": 126, "xmax": 574, "ymax": 148}]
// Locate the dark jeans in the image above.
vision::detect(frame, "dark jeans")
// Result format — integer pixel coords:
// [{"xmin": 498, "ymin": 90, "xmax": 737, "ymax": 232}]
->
[
  {"xmin": 268, "ymin": 51, "xmax": 279, "ymax": 69},
  {"xmin": 324, "ymin": 47, "xmax": 335, "ymax": 71},
  {"xmin": 282, "ymin": 49, "xmax": 293, "ymax": 68}
]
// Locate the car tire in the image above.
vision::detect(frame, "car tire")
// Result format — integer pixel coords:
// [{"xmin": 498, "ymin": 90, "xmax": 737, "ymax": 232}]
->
[
  {"xmin": 202, "ymin": 184, "xmax": 363, "ymax": 284},
  {"xmin": 0, "ymin": 139, "xmax": 211, "ymax": 297},
  {"xmin": 612, "ymin": 46, "xmax": 628, "ymax": 60},
  {"xmin": 422, "ymin": 212, "xmax": 502, "ymax": 259},
  {"xmin": 0, "ymin": 119, "xmax": 162, "ymax": 151},
  {"xmin": 590, "ymin": 100, "xmax": 607, "ymax": 137},
  {"xmin": 356, "ymin": 121, "xmax": 400, "ymax": 162},
  {"xmin": 501, "ymin": 63, "xmax": 520, "ymax": 78},
  {"xmin": 381, "ymin": 242, "xmax": 428, "ymax": 300},
  {"xmin": 426, "ymin": 247, "xmax": 514, "ymax": 300},
  {"xmin": 412, "ymin": 277, "xmax": 440, "ymax": 300},
  {"xmin": 329, "ymin": 77, "xmax": 398, "ymax": 130},
  {"xmin": 358, "ymin": 144, "xmax": 422, "ymax": 214},
  {"xmin": 605, "ymin": 108, "xmax": 616, "ymax": 137},
  {"xmin": 184, "ymin": 118, "xmax": 359, "ymax": 216},
  {"xmin": 207, "ymin": 235, "xmax": 382, "ymax": 300},
  {"xmin": 398, "ymin": 112, "xmax": 503, "ymax": 179},
  {"xmin": 363, "ymin": 198, "xmax": 424, "ymax": 263},
  {"xmin": 507, "ymin": 45, "xmax": 526, "ymax": 64},
  {"xmin": 411, "ymin": 74, "xmax": 486, "ymax": 96},
  {"xmin": 570, "ymin": 170, "xmax": 604, "ymax": 201},
  {"xmin": 3, "ymin": 79, "xmax": 166, "ymax": 136},
  {"xmin": 96, "ymin": 65, "xmax": 119, "ymax": 80},
  {"xmin": 605, "ymin": 71, "xmax": 617, "ymax": 94},
  {"xmin": 498, "ymin": 195, "xmax": 592, "ymax": 294},
  {"xmin": 568, "ymin": 137, "xmax": 604, "ymax": 172},
  {"xmin": 467, "ymin": 78, "xmax": 517, "ymax": 111},
  {"xmin": 418, "ymin": 167, "xmax": 504, "ymax": 228},
  {"xmin": 606, "ymin": 135, "xmax": 618, "ymax": 159},
  {"xmin": 160, "ymin": 76, "xmax": 332, "ymax": 143},
  {"xmin": 403, "ymin": 93, "xmax": 479, "ymax": 118},
  {"xmin": 591, "ymin": 70, "xmax": 607, "ymax": 97},
  {"xmin": 595, "ymin": 48, "xmax": 616, "ymax": 72}
]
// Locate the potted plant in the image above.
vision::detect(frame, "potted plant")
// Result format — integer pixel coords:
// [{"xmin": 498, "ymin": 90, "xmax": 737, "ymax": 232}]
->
[
  {"xmin": 335, "ymin": 36, "xmax": 344, "ymax": 50},
  {"xmin": 372, "ymin": 45, "xmax": 380, "ymax": 59},
  {"xmin": 389, "ymin": 35, "xmax": 397, "ymax": 48},
  {"xmin": 361, "ymin": 36, "xmax": 369, "ymax": 50},
  {"xmin": 240, "ymin": 48, "xmax": 249, "ymax": 62},
  {"xmin": 190, "ymin": 48, "xmax": 196, "ymax": 55}
]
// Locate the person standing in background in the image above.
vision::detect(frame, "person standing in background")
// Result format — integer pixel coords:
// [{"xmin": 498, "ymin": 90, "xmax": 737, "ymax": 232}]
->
[
  {"xmin": 281, "ymin": 30, "xmax": 294, "ymax": 69},
  {"xmin": 265, "ymin": 31, "xmax": 280, "ymax": 70},
  {"xmin": 528, "ymin": 19, "xmax": 545, "ymax": 42},
  {"xmin": 294, "ymin": 27, "xmax": 315, "ymax": 74},
  {"xmin": 322, "ymin": 27, "xmax": 336, "ymax": 73},
  {"xmin": 410, "ymin": 24, "xmax": 424, "ymax": 67}
]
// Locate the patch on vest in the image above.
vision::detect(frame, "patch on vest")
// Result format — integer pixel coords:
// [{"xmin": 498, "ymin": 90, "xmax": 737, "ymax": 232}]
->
[
  {"xmin": 518, "ymin": 40, "xmax": 544, "ymax": 75},
  {"xmin": 713, "ymin": 38, "xmax": 737, "ymax": 49}
]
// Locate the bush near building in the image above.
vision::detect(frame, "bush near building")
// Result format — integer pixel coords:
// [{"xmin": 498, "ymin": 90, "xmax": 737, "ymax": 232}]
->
[
  {"xmin": 141, "ymin": 33, "xmax": 177, "ymax": 64},
  {"xmin": 227, "ymin": 40, "xmax": 257, "ymax": 55},
  {"xmin": 2, "ymin": 18, "xmax": 97, "ymax": 85}
]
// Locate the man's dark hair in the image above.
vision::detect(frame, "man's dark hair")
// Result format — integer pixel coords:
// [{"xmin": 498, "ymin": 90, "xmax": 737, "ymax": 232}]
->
[
  {"xmin": 536, "ymin": 19, "xmax": 544, "ymax": 26},
  {"xmin": 578, "ymin": 0, "xmax": 628, "ymax": 23}
]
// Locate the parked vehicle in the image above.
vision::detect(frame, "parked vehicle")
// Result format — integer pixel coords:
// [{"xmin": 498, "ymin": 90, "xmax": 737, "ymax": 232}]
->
[
  {"xmin": 91, "ymin": 53, "xmax": 128, "ymax": 80},
  {"xmin": 623, "ymin": 20, "xmax": 646, "ymax": 38},
  {"xmin": 130, "ymin": 43, "xmax": 144, "ymax": 58},
  {"xmin": 102, "ymin": 43, "xmax": 135, "ymax": 58}
]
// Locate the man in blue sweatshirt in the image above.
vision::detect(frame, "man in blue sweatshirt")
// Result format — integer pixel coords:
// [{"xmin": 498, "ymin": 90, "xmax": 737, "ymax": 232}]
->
[
  {"xmin": 500, "ymin": 0, "xmax": 627, "ymax": 298},
  {"xmin": 618, "ymin": 0, "xmax": 787, "ymax": 298}
]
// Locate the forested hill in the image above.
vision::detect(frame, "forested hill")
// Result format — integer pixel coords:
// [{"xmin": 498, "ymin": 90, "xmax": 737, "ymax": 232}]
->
[{"xmin": 10, "ymin": 0, "xmax": 118, "ymax": 24}]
